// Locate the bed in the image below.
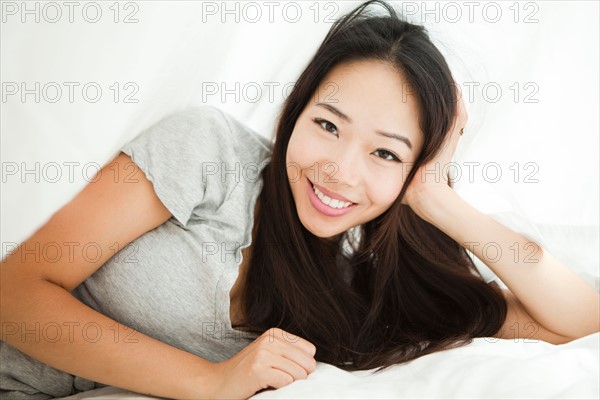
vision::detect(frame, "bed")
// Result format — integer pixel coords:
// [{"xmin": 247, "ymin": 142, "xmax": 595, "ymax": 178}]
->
[
  {"xmin": 2, "ymin": 1, "xmax": 598, "ymax": 399},
  {"xmin": 57, "ymin": 332, "xmax": 600, "ymax": 399}
]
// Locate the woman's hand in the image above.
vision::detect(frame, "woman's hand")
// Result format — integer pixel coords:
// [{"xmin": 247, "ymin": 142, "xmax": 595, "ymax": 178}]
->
[
  {"xmin": 401, "ymin": 93, "xmax": 468, "ymax": 222},
  {"xmin": 205, "ymin": 328, "xmax": 317, "ymax": 399}
]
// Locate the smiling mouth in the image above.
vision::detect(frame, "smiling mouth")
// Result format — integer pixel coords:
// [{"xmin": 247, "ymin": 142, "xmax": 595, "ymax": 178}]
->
[
  {"xmin": 305, "ymin": 176, "xmax": 357, "ymax": 218},
  {"xmin": 311, "ymin": 184, "xmax": 353, "ymax": 209}
]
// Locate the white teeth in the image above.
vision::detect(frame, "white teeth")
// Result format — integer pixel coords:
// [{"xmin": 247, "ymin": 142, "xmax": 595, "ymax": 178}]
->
[{"xmin": 312, "ymin": 185, "xmax": 352, "ymax": 209}]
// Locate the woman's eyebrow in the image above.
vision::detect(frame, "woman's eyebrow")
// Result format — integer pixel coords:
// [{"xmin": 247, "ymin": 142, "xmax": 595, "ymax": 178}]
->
[
  {"xmin": 376, "ymin": 130, "xmax": 412, "ymax": 150},
  {"xmin": 316, "ymin": 102, "xmax": 413, "ymax": 150},
  {"xmin": 316, "ymin": 102, "xmax": 353, "ymax": 123}
]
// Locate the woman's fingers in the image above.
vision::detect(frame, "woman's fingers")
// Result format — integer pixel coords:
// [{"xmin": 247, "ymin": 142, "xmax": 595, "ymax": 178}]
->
[
  {"xmin": 264, "ymin": 328, "xmax": 317, "ymax": 358},
  {"xmin": 210, "ymin": 328, "xmax": 318, "ymax": 399},
  {"xmin": 268, "ymin": 348, "xmax": 311, "ymax": 381},
  {"xmin": 263, "ymin": 328, "xmax": 317, "ymax": 375},
  {"xmin": 253, "ymin": 329, "xmax": 317, "ymax": 390},
  {"xmin": 277, "ymin": 343, "xmax": 318, "ymax": 375}
]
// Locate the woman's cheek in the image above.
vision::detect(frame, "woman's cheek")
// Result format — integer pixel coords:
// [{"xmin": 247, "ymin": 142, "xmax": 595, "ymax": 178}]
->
[
  {"xmin": 286, "ymin": 131, "xmax": 305, "ymax": 168},
  {"xmin": 290, "ymin": 130, "xmax": 327, "ymax": 172},
  {"xmin": 370, "ymin": 174, "xmax": 405, "ymax": 207}
]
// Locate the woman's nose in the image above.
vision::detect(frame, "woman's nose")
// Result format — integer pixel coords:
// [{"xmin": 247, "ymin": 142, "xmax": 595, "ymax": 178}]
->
[{"xmin": 321, "ymin": 144, "xmax": 362, "ymax": 188}]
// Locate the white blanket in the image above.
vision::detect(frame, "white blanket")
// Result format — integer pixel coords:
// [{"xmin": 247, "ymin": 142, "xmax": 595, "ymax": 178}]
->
[{"xmin": 58, "ymin": 333, "xmax": 600, "ymax": 399}]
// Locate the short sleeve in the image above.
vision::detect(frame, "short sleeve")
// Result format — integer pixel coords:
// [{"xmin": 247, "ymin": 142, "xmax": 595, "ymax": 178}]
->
[
  {"xmin": 119, "ymin": 106, "xmax": 238, "ymax": 228},
  {"xmin": 468, "ymin": 210, "xmax": 549, "ymax": 287}
]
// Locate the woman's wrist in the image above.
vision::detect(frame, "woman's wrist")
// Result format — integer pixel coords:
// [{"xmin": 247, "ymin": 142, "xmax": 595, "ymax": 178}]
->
[
  {"xmin": 180, "ymin": 358, "xmax": 223, "ymax": 400},
  {"xmin": 409, "ymin": 185, "xmax": 458, "ymax": 226}
]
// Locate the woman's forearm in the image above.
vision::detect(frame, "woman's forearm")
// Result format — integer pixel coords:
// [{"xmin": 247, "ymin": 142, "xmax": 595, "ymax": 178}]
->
[
  {"xmin": 418, "ymin": 189, "xmax": 600, "ymax": 339},
  {"xmin": 0, "ymin": 279, "xmax": 216, "ymax": 399}
]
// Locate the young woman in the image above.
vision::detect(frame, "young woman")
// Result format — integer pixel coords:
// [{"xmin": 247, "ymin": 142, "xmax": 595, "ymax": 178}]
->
[{"xmin": 2, "ymin": 1, "xmax": 598, "ymax": 399}]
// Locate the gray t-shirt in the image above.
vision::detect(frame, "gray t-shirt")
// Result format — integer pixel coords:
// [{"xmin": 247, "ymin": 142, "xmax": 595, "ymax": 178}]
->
[{"xmin": 0, "ymin": 106, "xmax": 272, "ymax": 399}]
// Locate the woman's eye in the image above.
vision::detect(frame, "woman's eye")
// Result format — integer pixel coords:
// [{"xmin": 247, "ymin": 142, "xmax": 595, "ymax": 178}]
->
[
  {"xmin": 314, "ymin": 118, "xmax": 338, "ymax": 136},
  {"xmin": 312, "ymin": 118, "xmax": 401, "ymax": 163},
  {"xmin": 373, "ymin": 149, "xmax": 402, "ymax": 163}
]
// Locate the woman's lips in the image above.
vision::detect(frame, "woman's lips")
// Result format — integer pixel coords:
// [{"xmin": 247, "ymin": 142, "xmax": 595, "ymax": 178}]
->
[
  {"xmin": 310, "ymin": 179, "xmax": 355, "ymax": 204},
  {"xmin": 305, "ymin": 177, "xmax": 357, "ymax": 217}
]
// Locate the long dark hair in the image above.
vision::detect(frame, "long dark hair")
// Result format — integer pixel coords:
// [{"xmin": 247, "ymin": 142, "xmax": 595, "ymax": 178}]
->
[{"xmin": 238, "ymin": 0, "xmax": 507, "ymax": 371}]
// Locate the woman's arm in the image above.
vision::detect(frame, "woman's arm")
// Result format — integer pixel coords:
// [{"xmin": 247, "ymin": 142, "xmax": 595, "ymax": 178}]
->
[
  {"xmin": 415, "ymin": 187, "xmax": 600, "ymax": 341},
  {"xmin": 1, "ymin": 279, "xmax": 216, "ymax": 399},
  {"xmin": 402, "ymin": 97, "xmax": 599, "ymax": 342},
  {"xmin": 1, "ymin": 152, "xmax": 215, "ymax": 398}
]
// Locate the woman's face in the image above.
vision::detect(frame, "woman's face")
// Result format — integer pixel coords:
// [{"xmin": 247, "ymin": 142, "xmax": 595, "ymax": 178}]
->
[{"xmin": 286, "ymin": 59, "xmax": 424, "ymax": 239}]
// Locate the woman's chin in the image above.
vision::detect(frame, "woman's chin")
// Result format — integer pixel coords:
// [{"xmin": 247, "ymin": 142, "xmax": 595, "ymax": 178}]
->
[{"xmin": 299, "ymin": 215, "xmax": 343, "ymax": 240}]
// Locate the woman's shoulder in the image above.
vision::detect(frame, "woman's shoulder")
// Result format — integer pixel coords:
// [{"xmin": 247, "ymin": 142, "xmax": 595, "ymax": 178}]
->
[
  {"xmin": 127, "ymin": 105, "xmax": 272, "ymax": 167},
  {"xmin": 167, "ymin": 105, "xmax": 229, "ymax": 129},
  {"xmin": 147, "ymin": 105, "xmax": 234, "ymax": 145},
  {"xmin": 168, "ymin": 105, "xmax": 272, "ymax": 155}
]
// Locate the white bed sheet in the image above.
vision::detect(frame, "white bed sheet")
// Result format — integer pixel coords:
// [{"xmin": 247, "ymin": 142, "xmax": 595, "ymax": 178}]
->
[{"xmin": 58, "ymin": 333, "xmax": 600, "ymax": 399}]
